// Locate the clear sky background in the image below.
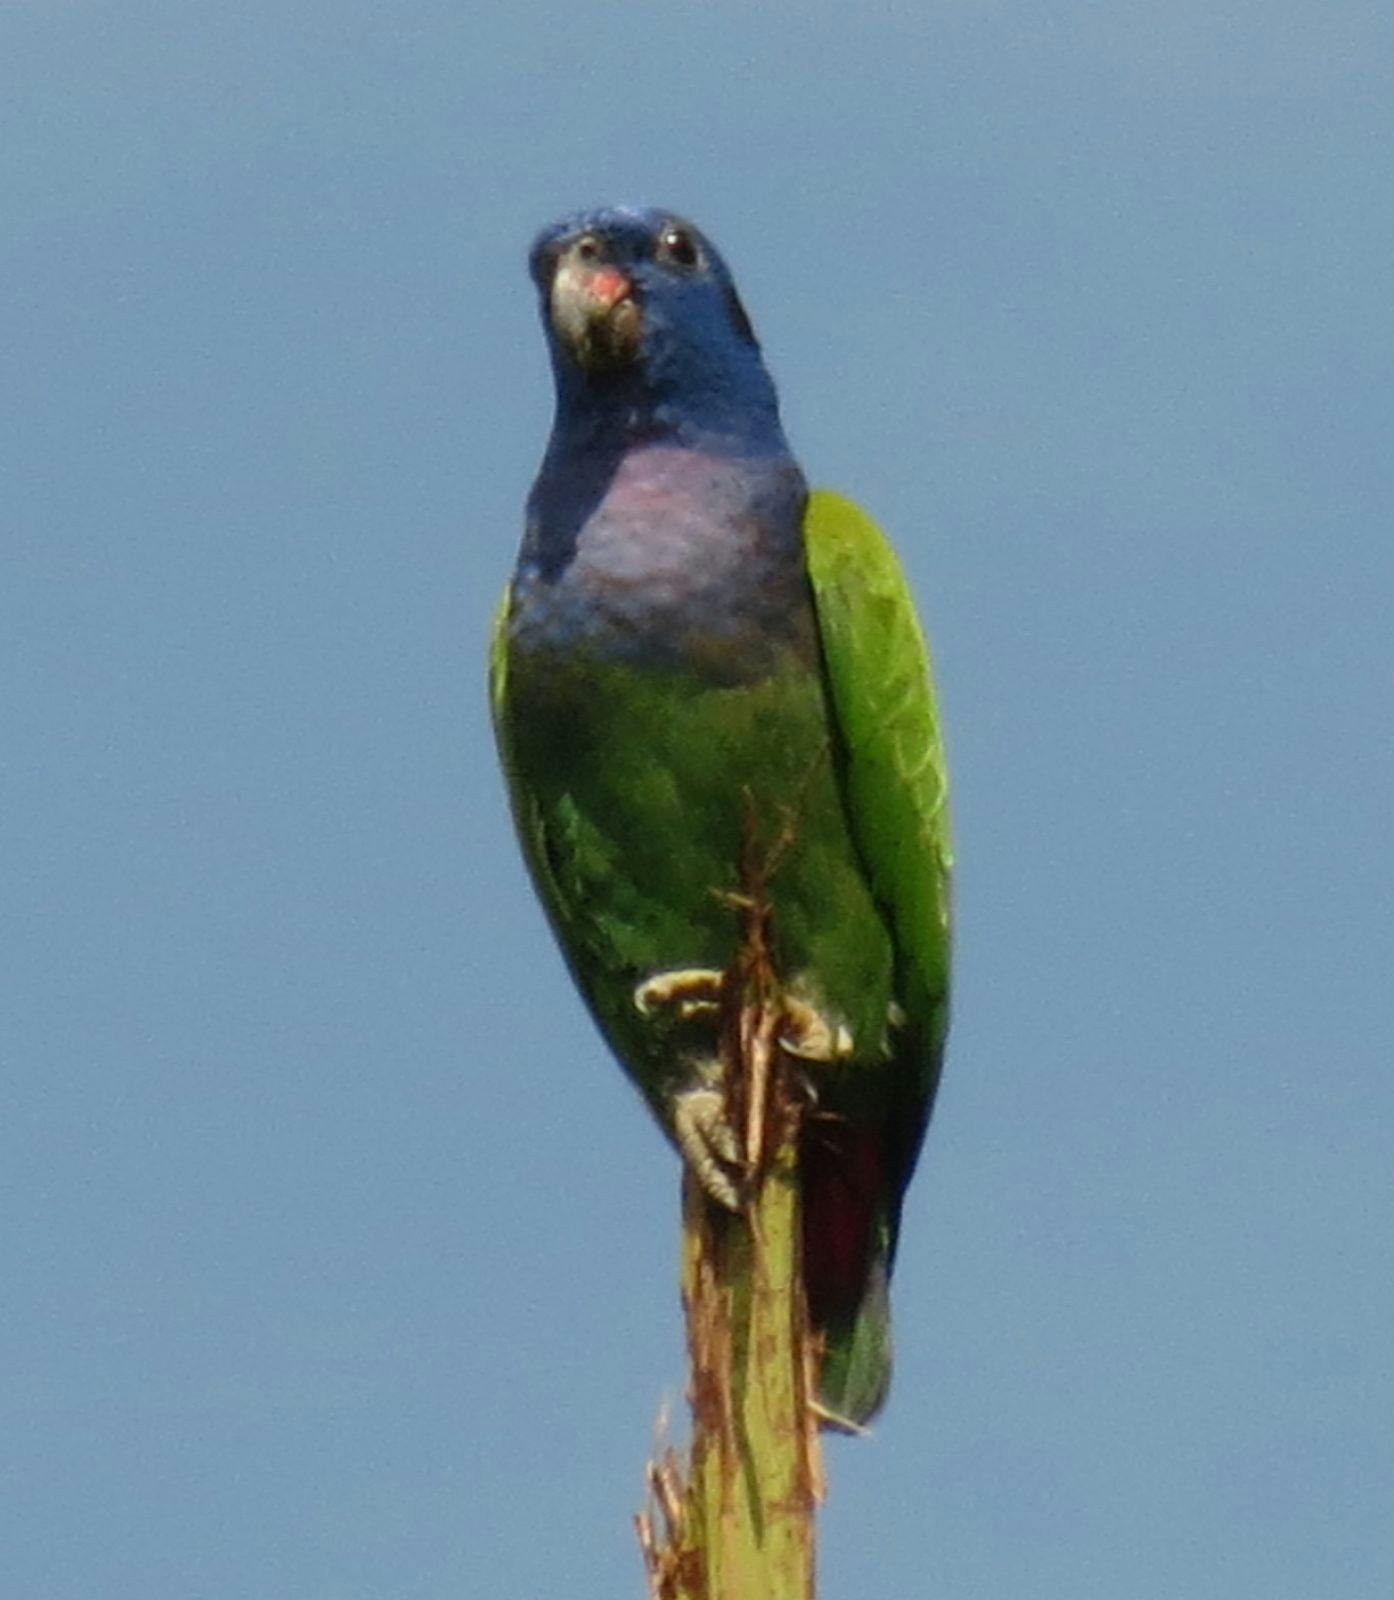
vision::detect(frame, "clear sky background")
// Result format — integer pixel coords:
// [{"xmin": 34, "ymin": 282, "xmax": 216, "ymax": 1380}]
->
[{"xmin": 3, "ymin": 3, "xmax": 1391, "ymax": 1596}]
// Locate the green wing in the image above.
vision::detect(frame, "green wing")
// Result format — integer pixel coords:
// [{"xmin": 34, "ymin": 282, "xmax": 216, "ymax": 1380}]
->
[
  {"xmin": 490, "ymin": 586, "xmax": 610, "ymax": 986},
  {"xmin": 488, "ymin": 588, "xmax": 514, "ymax": 796},
  {"xmin": 489, "ymin": 590, "xmax": 507, "ymax": 718},
  {"xmin": 804, "ymin": 489, "xmax": 952, "ymax": 1042},
  {"xmin": 488, "ymin": 587, "xmax": 539, "ymax": 879},
  {"xmin": 488, "ymin": 588, "xmax": 549, "ymax": 900}
]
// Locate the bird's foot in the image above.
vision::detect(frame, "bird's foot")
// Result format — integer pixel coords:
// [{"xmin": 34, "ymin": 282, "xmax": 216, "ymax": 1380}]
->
[
  {"xmin": 778, "ymin": 997, "xmax": 854, "ymax": 1063},
  {"xmin": 673, "ymin": 1086, "xmax": 743, "ymax": 1211},
  {"xmin": 634, "ymin": 968, "xmax": 724, "ymax": 1023},
  {"xmin": 638, "ymin": 969, "xmax": 851, "ymax": 1062}
]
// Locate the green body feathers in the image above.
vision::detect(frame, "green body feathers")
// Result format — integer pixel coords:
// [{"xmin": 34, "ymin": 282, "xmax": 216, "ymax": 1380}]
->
[{"xmin": 492, "ymin": 489, "xmax": 950, "ymax": 1424}]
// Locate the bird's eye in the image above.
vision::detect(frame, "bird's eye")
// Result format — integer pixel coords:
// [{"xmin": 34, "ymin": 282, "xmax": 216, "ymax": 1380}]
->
[
  {"xmin": 574, "ymin": 234, "xmax": 602, "ymax": 263},
  {"xmin": 657, "ymin": 225, "xmax": 700, "ymax": 269}
]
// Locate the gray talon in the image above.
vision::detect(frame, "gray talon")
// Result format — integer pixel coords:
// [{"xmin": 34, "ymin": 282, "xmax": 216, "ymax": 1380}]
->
[{"xmin": 674, "ymin": 1087, "xmax": 743, "ymax": 1210}]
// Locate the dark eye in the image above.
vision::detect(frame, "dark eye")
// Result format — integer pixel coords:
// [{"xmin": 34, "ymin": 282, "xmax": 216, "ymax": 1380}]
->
[
  {"xmin": 657, "ymin": 225, "xmax": 700, "ymax": 269},
  {"xmin": 574, "ymin": 233, "xmax": 602, "ymax": 263}
]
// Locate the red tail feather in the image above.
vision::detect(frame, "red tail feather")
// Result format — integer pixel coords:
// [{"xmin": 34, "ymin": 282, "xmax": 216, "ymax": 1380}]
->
[{"xmin": 800, "ymin": 1122, "xmax": 886, "ymax": 1326}]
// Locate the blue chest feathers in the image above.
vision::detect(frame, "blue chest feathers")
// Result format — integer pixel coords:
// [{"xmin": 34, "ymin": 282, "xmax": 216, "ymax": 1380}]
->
[{"xmin": 510, "ymin": 444, "xmax": 815, "ymax": 682}]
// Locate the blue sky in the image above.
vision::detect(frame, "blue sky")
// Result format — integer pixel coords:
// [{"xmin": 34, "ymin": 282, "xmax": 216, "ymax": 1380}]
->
[{"xmin": 3, "ymin": 3, "xmax": 1391, "ymax": 1596}]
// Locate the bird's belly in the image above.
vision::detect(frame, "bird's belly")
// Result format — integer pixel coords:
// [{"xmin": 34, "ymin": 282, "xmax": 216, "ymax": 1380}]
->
[{"xmin": 504, "ymin": 645, "xmax": 897, "ymax": 1098}]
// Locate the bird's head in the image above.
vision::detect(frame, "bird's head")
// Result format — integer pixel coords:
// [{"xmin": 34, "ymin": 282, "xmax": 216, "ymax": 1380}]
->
[{"xmin": 529, "ymin": 206, "xmax": 782, "ymax": 449}]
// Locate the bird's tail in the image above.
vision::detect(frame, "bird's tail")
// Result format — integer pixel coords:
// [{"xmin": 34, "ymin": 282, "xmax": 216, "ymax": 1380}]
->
[{"xmin": 800, "ymin": 1120, "xmax": 899, "ymax": 1429}]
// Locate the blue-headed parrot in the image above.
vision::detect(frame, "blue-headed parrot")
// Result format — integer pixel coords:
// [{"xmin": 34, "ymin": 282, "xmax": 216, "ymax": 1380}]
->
[{"xmin": 491, "ymin": 208, "xmax": 951, "ymax": 1425}]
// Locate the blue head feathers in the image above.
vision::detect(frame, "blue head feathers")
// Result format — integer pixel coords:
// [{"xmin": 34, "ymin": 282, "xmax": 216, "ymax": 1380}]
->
[{"xmin": 529, "ymin": 206, "xmax": 788, "ymax": 456}]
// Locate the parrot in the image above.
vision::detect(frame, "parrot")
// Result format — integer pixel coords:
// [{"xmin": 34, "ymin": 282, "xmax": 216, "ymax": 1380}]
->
[{"xmin": 490, "ymin": 206, "xmax": 951, "ymax": 1427}]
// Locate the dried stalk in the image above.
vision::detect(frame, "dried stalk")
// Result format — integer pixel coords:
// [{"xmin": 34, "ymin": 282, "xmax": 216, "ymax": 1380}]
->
[{"xmin": 638, "ymin": 811, "xmax": 823, "ymax": 1600}]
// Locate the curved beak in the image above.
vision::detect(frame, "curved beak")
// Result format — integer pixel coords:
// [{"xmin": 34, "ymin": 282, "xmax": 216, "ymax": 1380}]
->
[{"xmin": 549, "ymin": 248, "xmax": 641, "ymax": 371}]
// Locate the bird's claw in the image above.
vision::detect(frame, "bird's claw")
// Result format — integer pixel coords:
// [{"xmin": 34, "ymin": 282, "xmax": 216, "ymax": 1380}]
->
[
  {"xmin": 642, "ymin": 969, "xmax": 850, "ymax": 1202},
  {"xmin": 778, "ymin": 997, "xmax": 854, "ymax": 1062},
  {"xmin": 639, "ymin": 969, "xmax": 852, "ymax": 1062},
  {"xmin": 634, "ymin": 968, "xmax": 724, "ymax": 1023},
  {"xmin": 673, "ymin": 1087, "xmax": 743, "ymax": 1211}
]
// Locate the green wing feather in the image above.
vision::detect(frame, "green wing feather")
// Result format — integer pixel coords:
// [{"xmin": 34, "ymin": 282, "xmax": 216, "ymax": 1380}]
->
[
  {"xmin": 800, "ymin": 488, "xmax": 951, "ymax": 1422},
  {"xmin": 489, "ymin": 588, "xmax": 554, "ymax": 910},
  {"xmin": 803, "ymin": 489, "xmax": 952, "ymax": 1047},
  {"xmin": 488, "ymin": 588, "xmax": 508, "ymax": 716}
]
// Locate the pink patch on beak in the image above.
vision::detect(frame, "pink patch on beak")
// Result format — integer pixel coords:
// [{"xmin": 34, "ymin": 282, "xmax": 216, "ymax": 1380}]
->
[{"xmin": 588, "ymin": 266, "xmax": 631, "ymax": 308}]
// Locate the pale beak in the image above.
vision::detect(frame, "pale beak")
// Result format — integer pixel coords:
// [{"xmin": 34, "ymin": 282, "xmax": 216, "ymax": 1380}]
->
[{"xmin": 549, "ymin": 250, "xmax": 641, "ymax": 370}]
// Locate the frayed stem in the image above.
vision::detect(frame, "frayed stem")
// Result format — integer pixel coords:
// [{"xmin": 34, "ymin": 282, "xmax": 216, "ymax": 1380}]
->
[{"xmin": 639, "ymin": 809, "xmax": 822, "ymax": 1600}]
